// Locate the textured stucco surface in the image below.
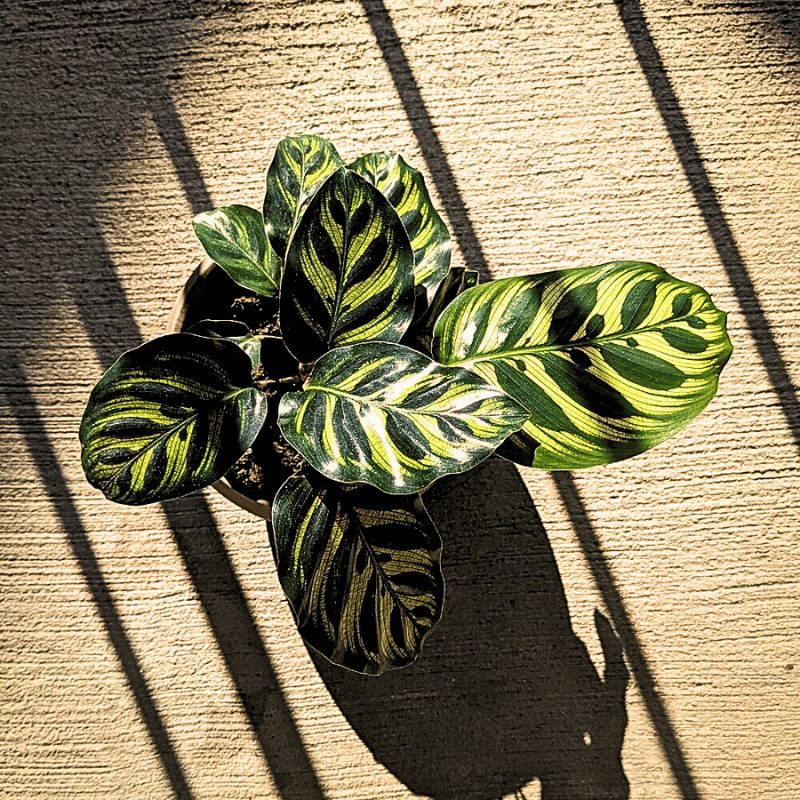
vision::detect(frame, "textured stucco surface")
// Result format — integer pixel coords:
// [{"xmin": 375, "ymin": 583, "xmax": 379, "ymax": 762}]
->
[{"xmin": 2, "ymin": 1, "xmax": 799, "ymax": 798}]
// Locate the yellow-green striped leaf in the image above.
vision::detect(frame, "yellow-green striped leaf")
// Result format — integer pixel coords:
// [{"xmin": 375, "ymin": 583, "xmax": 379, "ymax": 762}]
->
[
  {"xmin": 80, "ymin": 334, "xmax": 268, "ymax": 504},
  {"xmin": 348, "ymin": 152, "xmax": 451, "ymax": 299},
  {"xmin": 192, "ymin": 205, "xmax": 280, "ymax": 297},
  {"xmin": 263, "ymin": 134, "xmax": 345, "ymax": 258},
  {"xmin": 271, "ymin": 471, "xmax": 444, "ymax": 675},
  {"xmin": 279, "ymin": 168, "xmax": 416, "ymax": 363},
  {"xmin": 277, "ymin": 342, "xmax": 528, "ymax": 494},
  {"xmin": 432, "ymin": 261, "xmax": 733, "ymax": 470}
]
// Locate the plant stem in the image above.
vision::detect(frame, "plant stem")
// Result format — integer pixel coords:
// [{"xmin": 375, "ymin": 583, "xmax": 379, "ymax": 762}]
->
[{"xmin": 254, "ymin": 375, "xmax": 303, "ymax": 391}]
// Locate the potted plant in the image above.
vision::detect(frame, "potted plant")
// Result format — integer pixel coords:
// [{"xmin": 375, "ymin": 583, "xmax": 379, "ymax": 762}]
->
[{"xmin": 80, "ymin": 135, "xmax": 733, "ymax": 675}]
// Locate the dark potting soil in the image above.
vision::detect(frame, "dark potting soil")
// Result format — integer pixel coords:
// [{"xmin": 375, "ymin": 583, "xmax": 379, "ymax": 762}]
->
[
  {"xmin": 225, "ymin": 421, "xmax": 306, "ymax": 504},
  {"xmin": 182, "ymin": 266, "xmax": 307, "ymax": 504}
]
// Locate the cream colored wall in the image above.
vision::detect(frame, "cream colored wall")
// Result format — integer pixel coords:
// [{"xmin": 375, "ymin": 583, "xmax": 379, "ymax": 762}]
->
[{"xmin": 2, "ymin": 1, "xmax": 798, "ymax": 798}]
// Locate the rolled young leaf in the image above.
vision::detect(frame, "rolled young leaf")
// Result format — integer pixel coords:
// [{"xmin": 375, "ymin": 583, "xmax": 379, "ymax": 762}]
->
[
  {"xmin": 403, "ymin": 266, "xmax": 480, "ymax": 356},
  {"xmin": 348, "ymin": 151, "xmax": 451, "ymax": 299},
  {"xmin": 80, "ymin": 334, "xmax": 268, "ymax": 504},
  {"xmin": 271, "ymin": 471, "xmax": 444, "ymax": 675},
  {"xmin": 277, "ymin": 341, "xmax": 528, "ymax": 494},
  {"xmin": 280, "ymin": 168, "xmax": 416, "ymax": 363},
  {"xmin": 432, "ymin": 261, "xmax": 733, "ymax": 469},
  {"xmin": 263, "ymin": 134, "xmax": 345, "ymax": 258},
  {"xmin": 187, "ymin": 319, "xmax": 263, "ymax": 374},
  {"xmin": 192, "ymin": 205, "xmax": 280, "ymax": 297}
]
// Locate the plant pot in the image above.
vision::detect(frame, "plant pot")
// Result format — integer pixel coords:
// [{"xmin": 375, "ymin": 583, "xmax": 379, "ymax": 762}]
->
[{"xmin": 166, "ymin": 257, "xmax": 273, "ymax": 520}]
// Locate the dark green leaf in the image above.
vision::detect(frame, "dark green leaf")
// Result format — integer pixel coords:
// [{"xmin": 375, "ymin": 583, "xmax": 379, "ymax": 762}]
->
[
  {"xmin": 187, "ymin": 319, "xmax": 262, "ymax": 374},
  {"xmin": 280, "ymin": 168, "xmax": 416, "ymax": 363},
  {"xmin": 348, "ymin": 152, "xmax": 451, "ymax": 298},
  {"xmin": 192, "ymin": 205, "xmax": 280, "ymax": 297},
  {"xmin": 277, "ymin": 341, "xmax": 528, "ymax": 493},
  {"xmin": 271, "ymin": 471, "xmax": 444, "ymax": 675},
  {"xmin": 432, "ymin": 261, "xmax": 733, "ymax": 469},
  {"xmin": 80, "ymin": 334, "xmax": 268, "ymax": 504},
  {"xmin": 263, "ymin": 134, "xmax": 345, "ymax": 258}
]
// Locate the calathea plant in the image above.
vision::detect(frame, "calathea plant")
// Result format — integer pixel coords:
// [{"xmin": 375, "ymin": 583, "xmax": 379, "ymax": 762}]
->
[{"xmin": 80, "ymin": 135, "xmax": 732, "ymax": 675}]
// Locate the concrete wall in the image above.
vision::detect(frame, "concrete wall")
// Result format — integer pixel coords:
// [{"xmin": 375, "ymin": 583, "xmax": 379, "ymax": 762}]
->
[{"xmin": 2, "ymin": 1, "xmax": 798, "ymax": 798}]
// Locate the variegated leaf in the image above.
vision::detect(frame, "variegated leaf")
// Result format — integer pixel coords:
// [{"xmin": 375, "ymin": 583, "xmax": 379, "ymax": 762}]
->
[
  {"xmin": 280, "ymin": 168, "xmax": 416, "ymax": 363},
  {"xmin": 263, "ymin": 134, "xmax": 344, "ymax": 258},
  {"xmin": 80, "ymin": 334, "xmax": 268, "ymax": 504},
  {"xmin": 271, "ymin": 471, "xmax": 444, "ymax": 675},
  {"xmin": 432, "ymin": 261, "xmax": 733, "ymax": 470},
  {"xmin": 277, "ymin": 341, "xmax": 528, "ymax": 493},
  {"xmin": 192, "ymin": 205, "xmax": 280, "ymax": 297},
  {"xmin": 348, "ymin": 152, "xmax": 451, "ymax": 298}
]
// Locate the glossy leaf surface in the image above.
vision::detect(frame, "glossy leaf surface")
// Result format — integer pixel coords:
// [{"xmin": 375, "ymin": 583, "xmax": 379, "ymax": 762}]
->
[
  {"xmin": 80, "ymin": 334, "xmax": 267, "ymax": 504},
  {"xmin": 280, "ymin": 168, "xmax": 416, "ymax": 363},
  {"xmin": 278, "ymin": 342, "xmax": 528, "ymax": 493},
  {"xmin": 192, "ymin": 205, "xmax": 280, "ymax": 297},
  {"xmin": 272, "ymin": 471, "xmax": 444, "ymax": 674},
  {"xmin": 432, "ymin": 261, "xmax": 733, "ymax": 469},
  {"xmin": 263, "ymin": 134, "xmax": 344, "ymax": 258},
  {"xmin": 348, "ymin": 152, "xmax": 451, "ymax": 298}
]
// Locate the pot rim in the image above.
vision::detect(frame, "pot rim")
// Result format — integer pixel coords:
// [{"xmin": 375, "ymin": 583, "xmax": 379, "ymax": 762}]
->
[{"xmin": 166, "ymin": 257, "xmax": 273, "ymax": 521}]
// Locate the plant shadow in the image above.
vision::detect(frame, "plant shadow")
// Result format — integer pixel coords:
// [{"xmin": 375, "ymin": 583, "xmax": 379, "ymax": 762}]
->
[{"xmin": 313, "ymin": 457, "xmax": 629, "ymax": 800}]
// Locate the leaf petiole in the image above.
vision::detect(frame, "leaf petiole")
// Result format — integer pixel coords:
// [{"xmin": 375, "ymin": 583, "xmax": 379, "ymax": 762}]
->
[{"xmin": 254, "ymin": 375, "xmax": 303, "ymax": 390}]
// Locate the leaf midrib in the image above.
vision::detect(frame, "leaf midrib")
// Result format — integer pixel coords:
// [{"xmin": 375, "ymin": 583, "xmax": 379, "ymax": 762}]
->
[
  {"xmin": 443, "ymin": 312, "xmax": 710, "ymax": 366},
  {"xmin": 99, "ymin": 385, "xmax": 255, "ymax": 488},
  {"xmin": 328, "ymin": 176, "xmax": 350, "ymax": 349},
  {"xmin": 290, "ymin": 153, "xmax": 315, "ymax": 243},
  {"xmin": 311, "ymin": 384, "xmax": 479, "ymax": 421},
  {"xmin": 348, "ymin": 503, "xmax": 431, "ymax": 638}
]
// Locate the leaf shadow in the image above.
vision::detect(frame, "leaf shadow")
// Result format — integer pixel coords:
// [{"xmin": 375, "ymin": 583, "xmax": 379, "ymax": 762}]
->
[{"xmin": 313, "ymin": 457, "xmax": 629, "ymax": 800}]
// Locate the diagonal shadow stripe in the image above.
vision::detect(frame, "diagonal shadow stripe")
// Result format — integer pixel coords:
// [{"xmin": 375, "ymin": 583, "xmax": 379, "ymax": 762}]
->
[
  {"xmin": 359, "ymin": 0, "xmax": 492, "ymax": 282},
  {"xmin": 84, "ymin": 100, "xmax": 325, "ymax": 800},
  {"xmin": 551, "ymin": 472, "xmax": 701, "ymax": 800},
  {"xmin": 151, "ymin": 95, "xmax": 213, "ymax": 217},
  {"xmin": 359, "ymin": 1, "xmax": 700, "ymax": 796},
  {"xmin": 38, "ymin": 93, "xmax": 326, "ymax": 800},
  {"xmin": 145, "ymin": 88, "xmax": 325, "ymax": 799},
  {"xmin": 3, "ymin": 354, "xmax": 195, "ymax": 800},
  {"xmin": 161, "ymin": 493, "xmax": 326, "ymax": 800},
  {"xmin": 614, "ymin": 0, "xmax": 800, "ymax": 455}
]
